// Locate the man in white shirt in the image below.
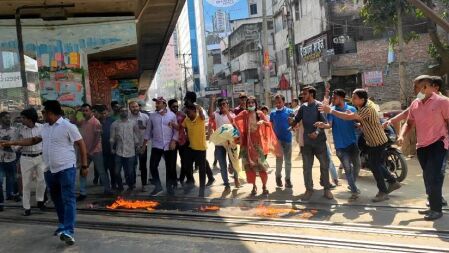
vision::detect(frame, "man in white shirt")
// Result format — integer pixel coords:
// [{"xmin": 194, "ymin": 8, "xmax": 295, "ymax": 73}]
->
[
  {"xmin": 209, "ymin": 96, "xmax": 237, "ymax": 194},
  {"xmin": 2, "ymin": 100, "xmax": 88, "ymax": 246},
  {"xmin": 15, "ymin": 108, "xmax": 46, "ymax": 216}
]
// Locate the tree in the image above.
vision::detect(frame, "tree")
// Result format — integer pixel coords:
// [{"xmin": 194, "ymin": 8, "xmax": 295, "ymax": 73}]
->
[{"xmin": 360, "ymin": 0, "xmax": 449, "ymax": 78}]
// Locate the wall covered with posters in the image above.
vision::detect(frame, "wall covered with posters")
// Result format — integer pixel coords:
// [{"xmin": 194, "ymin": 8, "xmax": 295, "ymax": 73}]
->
[
  {"xmin": 0, "ymin": 18, "xmax": 137, "ymax": 107},
  {"xmin": 88, "ymin": 60, "xmax": 139, "ymax": 106}
]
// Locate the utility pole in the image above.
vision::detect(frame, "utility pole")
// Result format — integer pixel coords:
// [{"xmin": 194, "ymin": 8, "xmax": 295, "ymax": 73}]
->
[
  {"xmin": 396, "ymin": 0, "xmax": 408, "ymax": 106},
  {"xmin": 286, "ymin": 0, "xmax": 298, "ymax": 100},
  {"xmin": 262, "ymin": 0, "xmax": 271, "ymax": 107}
]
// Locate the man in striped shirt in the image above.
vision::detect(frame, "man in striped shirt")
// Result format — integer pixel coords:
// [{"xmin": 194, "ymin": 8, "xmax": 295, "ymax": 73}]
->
[{"xmin": 320, "ymin": 89, "xmax": 401, "ymax": 202}]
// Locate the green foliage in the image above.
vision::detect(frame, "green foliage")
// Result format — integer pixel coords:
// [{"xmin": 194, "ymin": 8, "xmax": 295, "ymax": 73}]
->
[{"xmin": 428, "ymin": 42, "xmax": 449, "ymax": 60}]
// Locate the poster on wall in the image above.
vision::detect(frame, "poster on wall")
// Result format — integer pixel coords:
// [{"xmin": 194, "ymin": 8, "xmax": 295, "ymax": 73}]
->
[
  {"xmin": 363, "ymin": 71, "xmax": 384, "ymax": 87},
  {"xmin": 111, "ymin": 79, "xmax": 139, "ymax": 105},
  {"xmin": 39, "ymin": 68, "xmax": 85, "ymax": 107}
]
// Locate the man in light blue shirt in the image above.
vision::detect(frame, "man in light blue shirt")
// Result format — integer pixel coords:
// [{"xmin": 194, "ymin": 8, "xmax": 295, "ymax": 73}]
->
[
  {"xmin": 270, "ymin": 94, "xmax": 294, "ymax": 188},
  {"xmin": 143, "ymin": 97, "xmax": 179, "ymax": 196}
]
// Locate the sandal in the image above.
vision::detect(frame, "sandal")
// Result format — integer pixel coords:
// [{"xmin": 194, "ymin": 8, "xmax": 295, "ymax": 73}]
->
[
  {"xmin": 251, "ymin": 185, "xmax": 257, "ymax": 196},
  {"xmin": 262, "ymin": 186, "xmax": 269, "ymax": 195}
]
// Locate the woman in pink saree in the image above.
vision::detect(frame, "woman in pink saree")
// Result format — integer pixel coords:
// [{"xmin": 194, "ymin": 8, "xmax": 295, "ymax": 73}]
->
[{"xmin": 234, "ymin": 96, "xmax": 282, "ymax": 195}]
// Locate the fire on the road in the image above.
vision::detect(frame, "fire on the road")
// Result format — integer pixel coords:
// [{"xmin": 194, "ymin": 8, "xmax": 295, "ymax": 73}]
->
[
  {"xmin": 106, "ymin": 197, "xmax": 160, "ymax": 211},
  {"xmin": 198, "ymin": 205, "xmax": 220, "ymax": 212}
]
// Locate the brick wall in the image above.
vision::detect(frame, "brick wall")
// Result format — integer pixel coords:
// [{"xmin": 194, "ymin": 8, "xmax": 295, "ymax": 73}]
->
[{"xmin": 332, "ymin": 34, "xmax": 436, "ymax": 103}]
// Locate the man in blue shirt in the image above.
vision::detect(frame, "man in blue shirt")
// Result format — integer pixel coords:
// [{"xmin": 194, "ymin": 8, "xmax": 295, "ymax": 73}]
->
[
  {"xmin": 315, "ymin": 89, "xmax": 360, "ymax": 200},
  {"xmin": 270, "ymin": 94, "xmax": 294, "ymax": 188}
]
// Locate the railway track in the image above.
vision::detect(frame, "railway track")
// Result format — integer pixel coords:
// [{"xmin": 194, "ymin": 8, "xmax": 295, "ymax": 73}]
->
[
  {"xmin": 76, "ymin": 193, "xmax": 449, "ymax": 214},
  {"xmin": 1, "ymin": 204, "xmax": 449, "ymax": 252}
]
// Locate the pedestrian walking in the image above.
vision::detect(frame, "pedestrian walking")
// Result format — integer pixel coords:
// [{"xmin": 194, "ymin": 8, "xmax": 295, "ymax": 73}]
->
[
  {"xmin": 384, "ymin": 76, "xmax": 448, "ymax": 207},
  {"xmin": 398, "ymin": 75, "xmax": 449, "ymax": 221},
  {"xmin": 320, "ymin": 89, "xmax": 401, "ymax": 203},
  {"xmin": 315, "ymin": 89, "xmax": 361, "ymax": 200},
  {"xmin": 129, "ymin": 101, "xmax": 150, "ymax": 191},
  {"xmin": 168, "ymin": 99, "xmax": 189, "ymax": 186},
  {"xmin": 234, "ymin": 96, "xmax": 281, "ymax": 196},
  {"xmin": 93, "ymin": 105, "xmax": 117, "ymax": 190},
  {"xmin": 110, "ymin": 107, "xmax": 140, "ymax": 192},
  {"xmin": 0, "ymin": 111, "xmax": 19, "ymax": 204},
  {"xmin": 270, "ymin": 94, "xmax": 294, "ymax": 189},
  {"xmin": 183, "ymin": 103, "xmax": 215, "ymax": 197},
  {"xmin": 14, "ymin": 108, "xmax": 46, "ymax": 215},
  {"xmin": 291, "ymin": 86, "xmax": 334, "ymax": 201},
  {"xmin": 78, "ymin": 104, "xmax": 112, "ymax": 201},
  {"xmin": 209, "ymin": 95, "xmax": 238, "ymax": 194},
  {"xmin": 142, "ymin": 97, "xmax": 178, "ymax": 196},
  {"xmin": 1, "ymin": 100, "xmax": 88, "ymax": 245}
]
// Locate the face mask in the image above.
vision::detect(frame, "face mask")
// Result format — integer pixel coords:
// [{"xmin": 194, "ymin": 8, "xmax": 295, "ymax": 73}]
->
[
  {"xmin": 158, "ymin": 108, "xmax": 165, "ymax": 113},
  {"xmin": 416, "ymin": 92, "xmax": 425, "ymax": 100},
  {"xmin": 276, "ymin": 107, "xmax": 284, "ymax": 111},
  {"xmin": 247, "ymin": 106, "xmax": 256, "ymax": 111}
]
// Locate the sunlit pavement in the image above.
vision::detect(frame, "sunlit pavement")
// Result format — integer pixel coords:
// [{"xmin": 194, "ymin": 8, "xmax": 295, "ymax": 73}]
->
[{"xmin": 2, "ymin": 142, "xmax": 449, "ymax": 252}]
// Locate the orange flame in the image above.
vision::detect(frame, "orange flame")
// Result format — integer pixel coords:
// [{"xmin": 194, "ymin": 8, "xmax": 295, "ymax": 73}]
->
[
  {"xmin": 106, "ymin": 197, "xmax": 160, "ymax": 211},
  {"xmin": 255, "ymin": 205, "xmax": 297, "ymax": 217},
  {"xmin": 199, "ymin": 205, "xmax": 220, "ymax": 212}
]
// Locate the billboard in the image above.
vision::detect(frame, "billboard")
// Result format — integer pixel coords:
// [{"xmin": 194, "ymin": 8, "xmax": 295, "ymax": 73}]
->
[{"xmin": 203, "ymin": 0, "xmax": 249, "ymax": 48}]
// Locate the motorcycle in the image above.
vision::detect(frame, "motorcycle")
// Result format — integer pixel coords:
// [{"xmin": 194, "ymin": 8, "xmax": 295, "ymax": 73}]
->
[{"xmin": 358, "ymin": 124, "xmax": 408, "ymax": 182}]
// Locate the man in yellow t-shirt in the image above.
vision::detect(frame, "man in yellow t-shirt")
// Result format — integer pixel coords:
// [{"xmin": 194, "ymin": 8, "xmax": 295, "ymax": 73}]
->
[{"xmin": 182, "ymin": 104, "xmax": 215, "ymax": 197}]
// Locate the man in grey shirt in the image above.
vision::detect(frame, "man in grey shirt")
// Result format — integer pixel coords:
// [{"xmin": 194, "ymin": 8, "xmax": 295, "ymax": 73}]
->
[{"xmin": 292, "ymin": 86, "xmax": 333, "ymax": 201}]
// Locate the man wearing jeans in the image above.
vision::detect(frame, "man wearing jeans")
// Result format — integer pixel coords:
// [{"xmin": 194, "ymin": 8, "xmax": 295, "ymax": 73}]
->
[
  {"xmin": 3, "ymin": 100, "xmax": 88, "ymax": 245},
  {"xmin": 320, "ymin": 89, "xmax": 401, "ymax": 203},
  {"xmin": 110, "ymin": 107, "xmax": 140, "ymax": 192},
  {"xmin": 292, "ymin": 86, "xmax": 333, "ymax": 200},
  {"xmin": 0, "ymin": 112, "xmax": 18, "ymax": 203},
  {"xmin": 316, "ymin": 89, "xmax": 360, "ymax": 200},
  {"xmin": 209, "ymin": 96, "xmax": 236, "ymax": 194},
  {"xmin": 78, "ymin": 104, "xmax": 112, "ymax": 201},
  {"xmin": 398, "ymin": 75, "xmax": 449, "ymax": 221},
  {"xmin": 270, "ymin": 94, "xmax": 293, "ymax": 188}
]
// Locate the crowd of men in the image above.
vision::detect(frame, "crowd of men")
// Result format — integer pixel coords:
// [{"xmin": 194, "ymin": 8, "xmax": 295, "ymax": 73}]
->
[{"xmin": 0, "ymin": 74, "xmax": 447, "ymax": 245}]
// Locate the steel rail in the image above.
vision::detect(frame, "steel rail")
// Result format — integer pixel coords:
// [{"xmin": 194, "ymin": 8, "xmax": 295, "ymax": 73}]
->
[
  {"xmin": 4, "ymin": 204, "xmax": 449, "ymax": 241},
  {"xmin": 76, "ymin": 193, "xmax": 449, "ymax": 213},
  {"xmin": 0, "ymin": 214, "xmax": 447, "ymax": 253}
]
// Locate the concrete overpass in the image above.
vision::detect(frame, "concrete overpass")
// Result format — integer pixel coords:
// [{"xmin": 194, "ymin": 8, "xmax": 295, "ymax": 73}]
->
[{"xmin": 0, "ymin": 0, "xmax": 185, "ymax": 94}]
